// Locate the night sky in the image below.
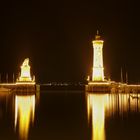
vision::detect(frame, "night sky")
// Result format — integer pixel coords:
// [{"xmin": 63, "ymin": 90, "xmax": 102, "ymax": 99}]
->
[{"xmin": 0, "ymin": 0, "xmax": 140, "ymax": 83}]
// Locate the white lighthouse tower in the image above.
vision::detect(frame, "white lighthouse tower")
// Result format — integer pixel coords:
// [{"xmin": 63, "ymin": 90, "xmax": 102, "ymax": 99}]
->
[
  {"xmin": 86, "ymin": 31, "xmax": 110, "ymax": 92},
  {"xmin": 92, "ymin": 31, "xmax": 104, "ymax": 81}
]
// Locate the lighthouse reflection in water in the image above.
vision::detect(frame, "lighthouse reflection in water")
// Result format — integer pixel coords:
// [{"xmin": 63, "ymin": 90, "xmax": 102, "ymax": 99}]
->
[
  {"xmin": 87, "ymin": 94, "xmax": 107, "ymax": 140},
  {"xmin": 14, "ymin": 95, "xmax": 35, "ymax": 140},
  {"xmin": 87, "ymin": 93, "xmax": 140, "ymax": 140}
]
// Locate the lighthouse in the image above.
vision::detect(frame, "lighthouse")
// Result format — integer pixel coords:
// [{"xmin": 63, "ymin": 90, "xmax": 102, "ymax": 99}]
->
[
  {"xmin": 86, "ymin": 32, "xmax": 111, "ymax": 92},
  {"xmin": 92, "ymin": 31, "xmax": 104, "ymax": 81}
]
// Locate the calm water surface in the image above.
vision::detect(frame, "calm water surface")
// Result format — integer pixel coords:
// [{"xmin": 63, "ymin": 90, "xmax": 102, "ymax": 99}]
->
[{"xmin": 0, "ymin": 90, "xmax": 140, "ymax": 140}]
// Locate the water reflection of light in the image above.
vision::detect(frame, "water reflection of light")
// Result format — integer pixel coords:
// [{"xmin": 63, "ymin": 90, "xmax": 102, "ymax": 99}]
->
[
  {"xmin": 87, "ymin": 93, "xmax": 140, "ymax": 140},
  {"xmin": 107, "ymin": 94, "xmax": 140, "ymax": 115},
  {"xmin": 15, "ymin": 95, "xmax": 35, "ymax": 140},
  {"xmin": 87, "ymin": 94, "xmax": 108, "ymax": 140}
]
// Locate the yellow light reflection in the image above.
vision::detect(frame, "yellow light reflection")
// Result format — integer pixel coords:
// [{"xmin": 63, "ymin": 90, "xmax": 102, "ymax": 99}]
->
[
  {"xmin": 87, "ymin": 93, "xmax": 140, "ymax": 140},
  {"xmin": 15, "ymin": 95, "xmax": 35, "ymax": 140},
  {"xmin": 87, "ymin": 94, "xmax": 108, "ymax": 140}
]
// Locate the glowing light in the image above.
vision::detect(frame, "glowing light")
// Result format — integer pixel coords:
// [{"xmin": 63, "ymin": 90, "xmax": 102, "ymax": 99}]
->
[
  {"xmin": 92, "ymin": 32, "xmax": 104, "ymax": 81},
  {"xmin": 88, "ymin": 82, "xmax": 110, "ymax": 85},
  {"xmin": 87, "ymin": 75, "xmax": 90, "ymax": 81},
  {"xmin": 16, "ymin": 58, "xmax": 35, "ymax": 84},
  {"xmin": 15, "ymin": 95, "xmax": 35, "ymax": 140},
  {"xmin": 16, "ymin": 82, "xmax": 35, "ymax": 85},
  {"xmin": 19, "ymin": 58, "xmax": 32, "ymax": 81}
]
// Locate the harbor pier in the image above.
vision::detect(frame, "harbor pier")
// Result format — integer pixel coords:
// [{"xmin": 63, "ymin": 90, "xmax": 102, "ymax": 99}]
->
[{"xmin": 0, "ymin": 58, "xmax": 39, "ymax": 94}]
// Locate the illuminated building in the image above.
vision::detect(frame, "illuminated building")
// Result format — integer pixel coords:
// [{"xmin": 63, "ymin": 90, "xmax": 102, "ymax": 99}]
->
[
  {"xmin": 92, "ymin": 31, "xmax": 104, "ymax": 81},
  {"xmin": 85, "ymin": 31, "xmax": 111, "ymax": 92}
]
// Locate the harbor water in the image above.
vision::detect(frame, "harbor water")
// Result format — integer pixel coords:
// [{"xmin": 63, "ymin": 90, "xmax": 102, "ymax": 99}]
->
[{"xmin": 0, "ymin": 90, "xmax": 140, "ymax": 140}]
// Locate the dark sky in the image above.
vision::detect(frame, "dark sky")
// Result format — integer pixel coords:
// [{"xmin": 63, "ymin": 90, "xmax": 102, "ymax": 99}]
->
[{"xmin": 0, "ymin": 0, "xmax": 140, "ymax": 83}]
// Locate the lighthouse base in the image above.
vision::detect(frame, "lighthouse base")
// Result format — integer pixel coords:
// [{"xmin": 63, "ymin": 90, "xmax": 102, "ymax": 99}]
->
[{"xmin": 86, "ymin": 81, "xmax": 111, "ymax": 93}]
